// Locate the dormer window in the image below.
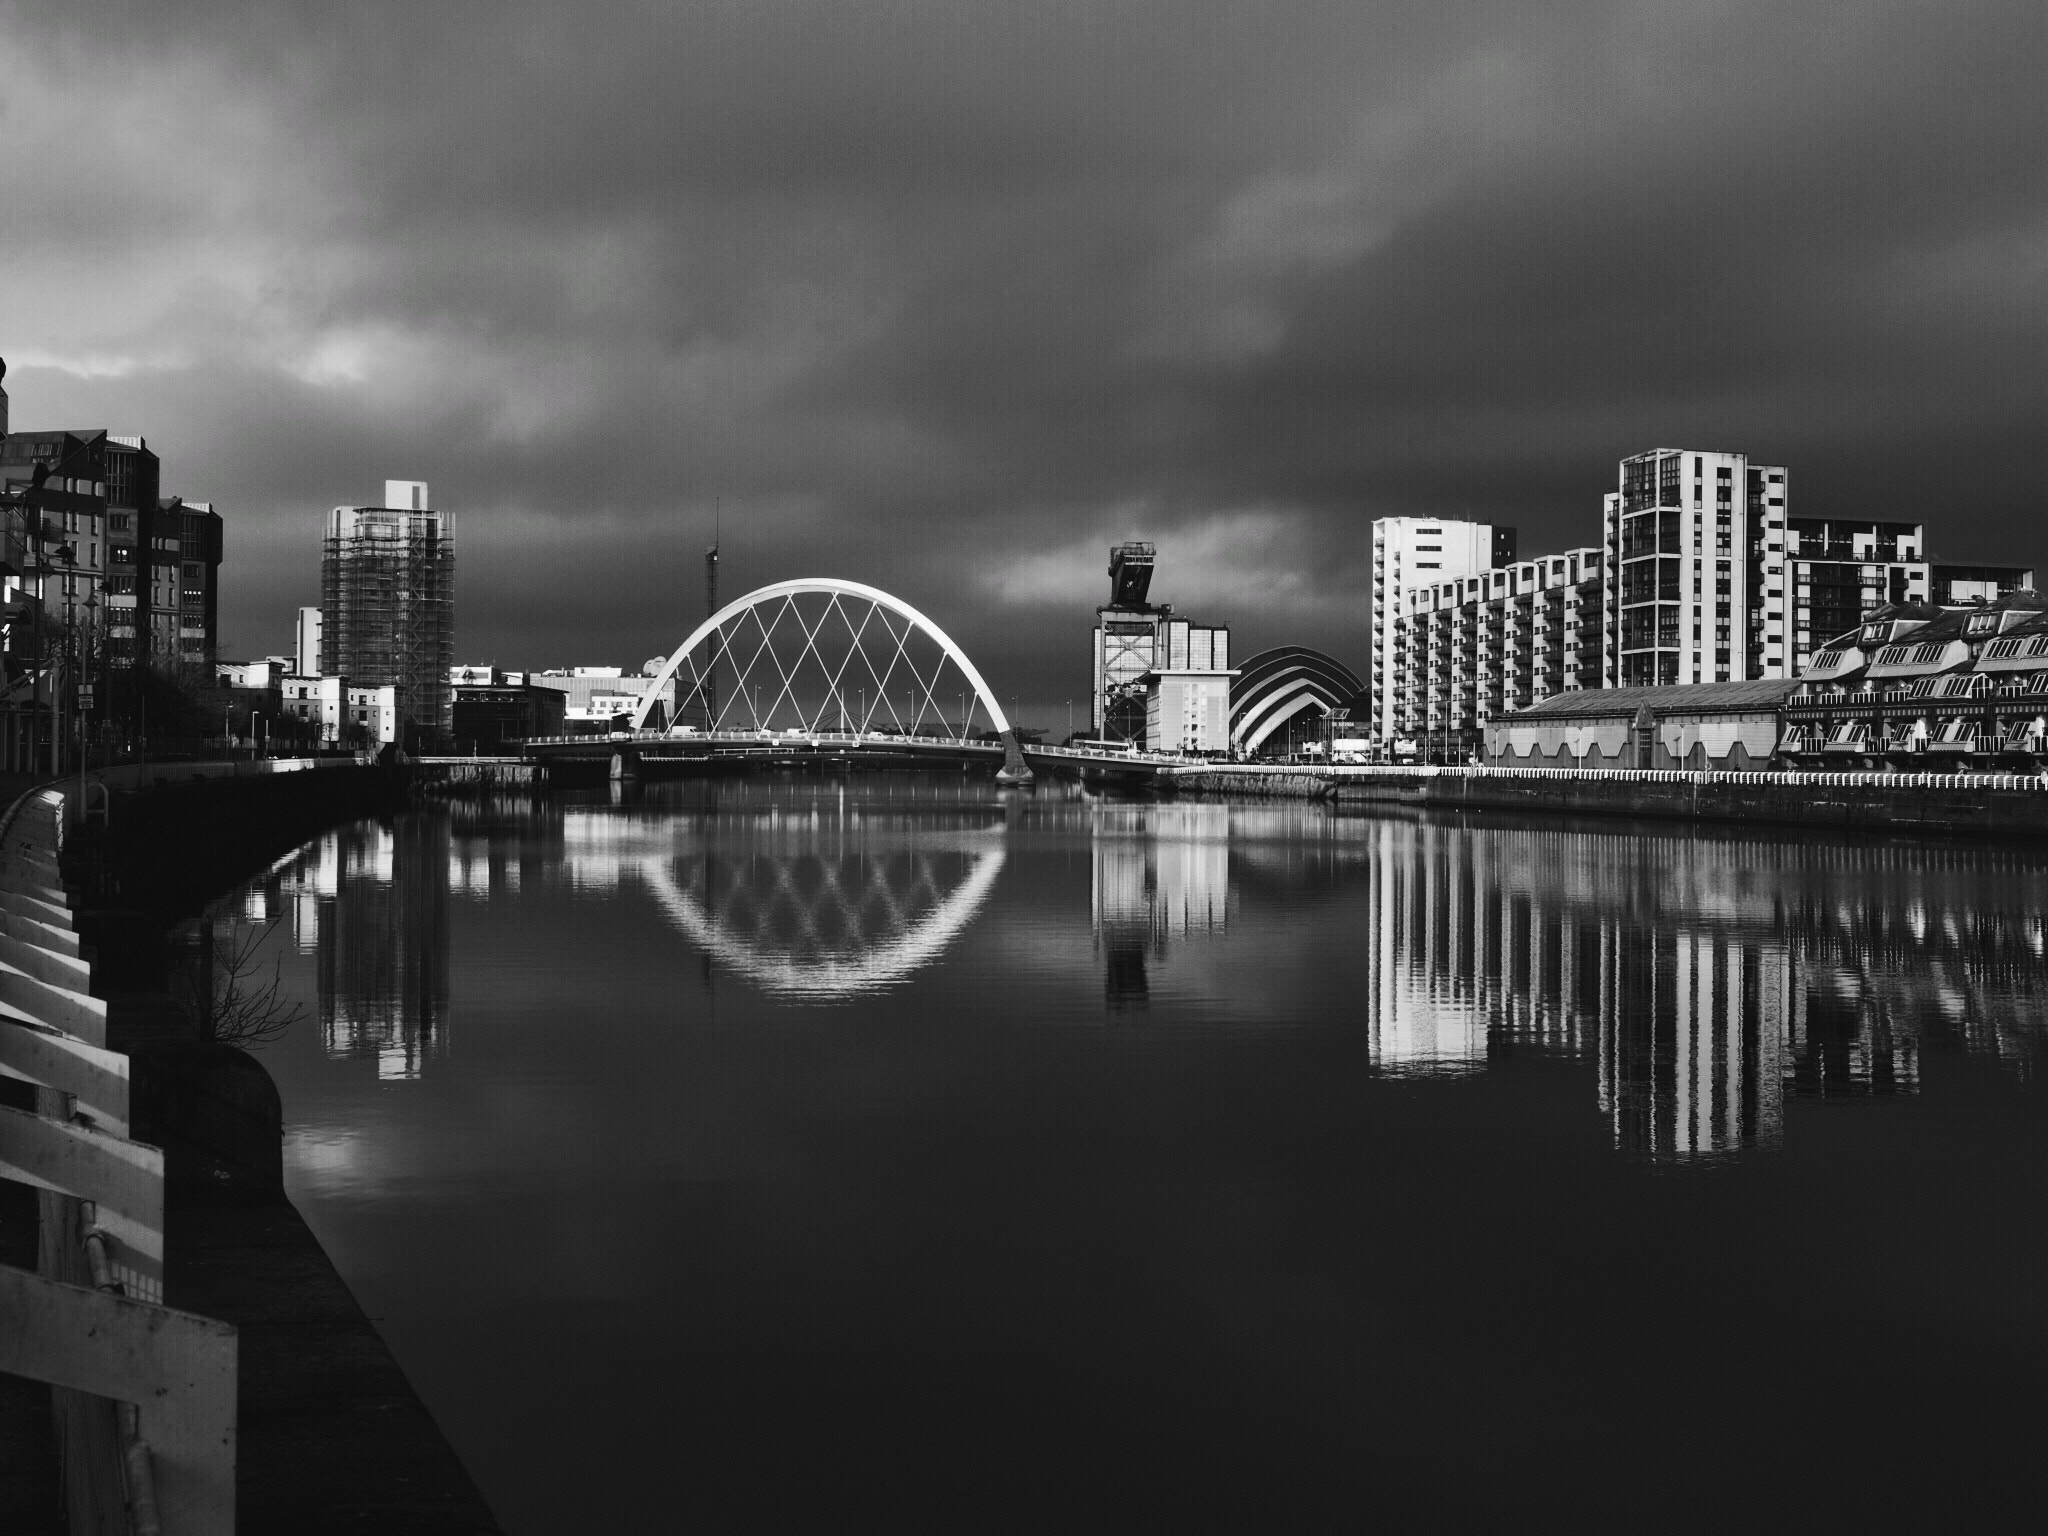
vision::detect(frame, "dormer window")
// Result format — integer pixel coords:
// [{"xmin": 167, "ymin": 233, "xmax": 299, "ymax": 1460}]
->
[{"xmin": 1966, "ymin": 612, "xmax": 1997, "ymax": 636}]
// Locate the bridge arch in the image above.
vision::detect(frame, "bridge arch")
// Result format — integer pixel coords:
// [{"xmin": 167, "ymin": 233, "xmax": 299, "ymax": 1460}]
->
[{"xmin": 633, "ymin": 578, "xmax": 1012, "ymax": 738}]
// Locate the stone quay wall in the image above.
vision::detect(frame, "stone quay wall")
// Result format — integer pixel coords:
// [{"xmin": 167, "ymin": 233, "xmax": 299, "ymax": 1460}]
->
[{"xmin": 1322, "ymin": 766, "xmax": 2048, "ymax": 837}]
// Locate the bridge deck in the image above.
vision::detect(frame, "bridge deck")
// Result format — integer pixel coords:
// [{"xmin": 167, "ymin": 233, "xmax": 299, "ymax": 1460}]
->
[{"xmin": 506, "ymin": 731, "xmax": 1211, "ymax": 780}]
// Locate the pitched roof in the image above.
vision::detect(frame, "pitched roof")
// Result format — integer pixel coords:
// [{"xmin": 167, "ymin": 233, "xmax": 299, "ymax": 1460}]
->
[{"xmin": 1505, "ymin": 679, "xmax": 1802, "ymax": 721}]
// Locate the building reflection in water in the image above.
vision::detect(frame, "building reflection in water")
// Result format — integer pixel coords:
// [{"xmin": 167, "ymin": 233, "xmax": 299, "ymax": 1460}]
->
[
  {"xmin": 256, "ymin": 789, "xmax": 2048, "ymax": 1152},
  {"xmin": 1091, "ymin": 804, "xmax": 1232, "ymax": 1011},
  {"xmin": 271, "ymin": 818, "xmax": 451, "ymax": 1080},
  {"xmin": 1092, "ymin": 805, "xmax": 2048, "ymax": 1157}
]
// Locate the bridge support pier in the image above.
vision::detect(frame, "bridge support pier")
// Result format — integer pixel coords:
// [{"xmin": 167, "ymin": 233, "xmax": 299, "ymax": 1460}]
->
[
  {"xmin": 995, "ymin": 730, "xmax": 1035, "ymax": 787},
  {"xmin": 609, "ymin": 746, "xmax": 641, "ymax": 781}
]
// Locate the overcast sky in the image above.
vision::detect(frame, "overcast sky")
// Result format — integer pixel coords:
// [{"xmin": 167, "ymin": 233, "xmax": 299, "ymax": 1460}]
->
[{"xmin": 2, "ymin": 0, "xmax": 2042, "ymax": 718}]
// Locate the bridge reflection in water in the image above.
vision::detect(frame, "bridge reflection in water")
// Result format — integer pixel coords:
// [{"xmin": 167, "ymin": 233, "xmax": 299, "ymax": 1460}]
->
[
  {"xmin": 242, "ymin": 791, "xmax": 2048, "ymax": 1159},
  {"xmin": 559, "ymin": 804, "xmax": 1007, "ymax": 1000}
]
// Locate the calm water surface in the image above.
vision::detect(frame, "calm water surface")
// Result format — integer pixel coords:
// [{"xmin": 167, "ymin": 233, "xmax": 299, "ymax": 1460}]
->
[{"xmin": 228, "ymin": 776, "xmax": 2048, "ymax": 1532}]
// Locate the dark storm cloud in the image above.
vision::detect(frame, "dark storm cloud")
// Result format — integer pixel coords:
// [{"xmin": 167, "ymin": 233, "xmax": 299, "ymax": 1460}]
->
[{"xmin": 2, "ymin": 0, "xmax": 2042, "ymax": 707}]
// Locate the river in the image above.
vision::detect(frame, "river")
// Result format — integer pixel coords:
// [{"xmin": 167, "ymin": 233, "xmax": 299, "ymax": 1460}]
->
[{"xmin": 226, "ymin": 775, "xmax": 2048, "ymax": 1532}]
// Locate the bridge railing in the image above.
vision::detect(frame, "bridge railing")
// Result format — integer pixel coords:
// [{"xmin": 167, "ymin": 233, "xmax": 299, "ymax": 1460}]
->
[
  {"xmin": 0, "ymin": 782, "xmax": 239, "ymax": 1534},
  {"xmin": 517, "ymin": 729, "xmax": 1005, "ymax": 751}
]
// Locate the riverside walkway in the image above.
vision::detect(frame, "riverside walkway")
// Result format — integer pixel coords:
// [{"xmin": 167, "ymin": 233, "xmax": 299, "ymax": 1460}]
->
[{"xmin": 0, "ymin": 761, "xmax": 501, "ymax": 1535}]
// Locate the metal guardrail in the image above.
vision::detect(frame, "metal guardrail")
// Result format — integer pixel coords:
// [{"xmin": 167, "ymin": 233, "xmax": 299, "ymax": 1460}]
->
[
  {"xmin": 516, "ymin": 730, "xmax": 1004, "ymax": 752},
  {"xmin": 0, "ymin": 780, "xmax": 239, "ymax": 1534},
  {"xmin": 1317, "ymin": 764, "xmax": 2048, "ymax": 791}
]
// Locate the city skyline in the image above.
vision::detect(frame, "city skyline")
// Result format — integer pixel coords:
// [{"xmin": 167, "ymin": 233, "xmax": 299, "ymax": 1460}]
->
[{"xmin": 2, "ymin": 0, "xmax": 2043, "ymax": 712}]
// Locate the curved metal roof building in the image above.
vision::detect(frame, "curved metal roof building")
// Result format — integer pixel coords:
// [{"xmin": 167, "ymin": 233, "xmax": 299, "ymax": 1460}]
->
[{"xmin": 1229, "ymin": 646, "xmax": 1366, "ymax": 756}]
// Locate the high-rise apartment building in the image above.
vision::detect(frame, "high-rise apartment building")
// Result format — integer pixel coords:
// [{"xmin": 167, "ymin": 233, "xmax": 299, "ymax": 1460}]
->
[
  {"xmin": 0, "ymin": 377, "xmax": 223, "ymax": 699},
  {"xmin": 1368, "ymin": 518, "xmax": 1511, "ymax": 738},
  {"xmin": 159, "ymin": 497, "xmax": 224, "ymax": 662},
  {"xmin": 0, "ymin": 429, "xmax": 220, "ymax": 670},
  {"xmin": 0, "ymin": 429, "xmax": 116, "ymax": 654},
  {"xmin": 1785, "ymin": 517, "xmax": 1926, "ymax": 673},
  {"xmin": 1600, "ymin": 450, "xmax": 1790, "ymax": 687},
  {"xmin": 321, "ymin": 480, "xmax": 455, "ymax": 746},
  {"xmin": 102, "ymin": 435, "xmax": 163, "ymax": 670},
  {"xmin": 1392, "ymin": 548, "xmax": 1604, "ymax": 755}
]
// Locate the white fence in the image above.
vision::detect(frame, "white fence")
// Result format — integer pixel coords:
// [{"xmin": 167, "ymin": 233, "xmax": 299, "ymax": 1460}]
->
[
  {"xmin": 0, "ymin": 782, "xmax": 238, "ymax": 1534},
  {"xmin": 1318, "ymin": 764, "xmax": 2048, "ymax": 792}
]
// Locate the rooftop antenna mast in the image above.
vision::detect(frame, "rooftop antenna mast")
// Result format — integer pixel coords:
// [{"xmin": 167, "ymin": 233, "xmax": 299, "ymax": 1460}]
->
[{"xmin": 703, "ymin": 500, "xmax": 721, "ymax": 728}]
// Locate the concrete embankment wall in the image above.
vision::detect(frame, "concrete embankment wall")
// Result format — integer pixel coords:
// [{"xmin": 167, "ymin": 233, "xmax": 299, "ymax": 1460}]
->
[
  {"xmin": 68, "ymin": 759, "xmax": 404, "ymax": 922},
  {"xmin": 1160, "ymin": 767, "xmax": 1332, "ymax": 799},
  {"xmin": 413, "ymin": 759, "xmax": 548, "ymax": 792},
  {"xmin": 1157, "ymin": 760, "xmax": 2048, "ymax": 837},
  {"xmin": 1328, "ymin": 768, "xmax": 2048, "ymax": 837}
]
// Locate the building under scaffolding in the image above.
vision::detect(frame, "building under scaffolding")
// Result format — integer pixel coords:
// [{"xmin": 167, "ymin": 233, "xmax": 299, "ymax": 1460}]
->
[{"xmin": 320, "ymin": 481, "xmax": 454, "ymax": 748}]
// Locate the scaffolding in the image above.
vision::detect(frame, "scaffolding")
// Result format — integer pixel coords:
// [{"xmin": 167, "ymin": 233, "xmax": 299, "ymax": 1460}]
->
[{"xmin": 320, "ymin": 504, "xmax": 454, "ymax": 745}]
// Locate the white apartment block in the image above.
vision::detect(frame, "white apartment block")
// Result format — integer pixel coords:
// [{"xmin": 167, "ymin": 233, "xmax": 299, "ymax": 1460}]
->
[
  {"xmin": 1368, "ymin": 518, "xmax": 1499, "ymax": 739},
  {"xmin": 1392, "ymin": 548, "xmax": 1605, "ymax": 753},
  {"xmin": 1599, "ymin": 450, "xmax": 1790, "ymax": 688},
  {"xmin": 1143, "ymin": 668, "xmax": 1235, "ymax": 754}
]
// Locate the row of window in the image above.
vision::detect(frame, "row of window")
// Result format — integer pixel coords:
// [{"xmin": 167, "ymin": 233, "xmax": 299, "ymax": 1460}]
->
[{"xmin": 1983, "ymin": 635, "xmax": 2048, "ymax": 660}]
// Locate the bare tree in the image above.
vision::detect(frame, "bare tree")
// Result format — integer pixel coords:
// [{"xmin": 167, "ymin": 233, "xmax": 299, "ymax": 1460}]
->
[{"xmin": 170, "ymin": 917, "xmax": 307, "ymax": 1049}]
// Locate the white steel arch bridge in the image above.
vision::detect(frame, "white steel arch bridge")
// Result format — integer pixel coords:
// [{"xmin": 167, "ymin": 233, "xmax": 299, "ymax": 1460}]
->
[{"xmin": 635, "ymin": 579, "xmax": 1011, "ymax": 738}]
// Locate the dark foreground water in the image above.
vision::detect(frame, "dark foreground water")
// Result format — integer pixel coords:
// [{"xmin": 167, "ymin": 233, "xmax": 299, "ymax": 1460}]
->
[{"xmin": 227, "ymin": 776, "xmax": 2048, "ymax": 1533}]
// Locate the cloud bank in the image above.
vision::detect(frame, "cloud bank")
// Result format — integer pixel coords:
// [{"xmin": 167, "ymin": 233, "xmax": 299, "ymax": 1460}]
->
[{"xmin": 1, "ymin": 0, "xmax": 2042, "ymax": 715}]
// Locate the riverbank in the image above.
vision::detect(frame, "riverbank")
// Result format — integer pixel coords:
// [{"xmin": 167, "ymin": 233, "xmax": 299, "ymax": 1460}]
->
[
  {"xmin": 1154, "ymin": 759, "xmax": 2048, "ymax": 837},
  {"xmin": 1322, "ymin": 764, "xmax": 2048, "ymax": 836},
  {"xmin": 4, "ymin": 761, "xmax": 504, "ymax": 1533}
]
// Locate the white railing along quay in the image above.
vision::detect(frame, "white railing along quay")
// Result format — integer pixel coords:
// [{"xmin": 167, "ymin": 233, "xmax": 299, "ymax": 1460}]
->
[
  {"xmin": 0, "ymin": 781, "xmax": 239, "ymax": 1535},
  {"xmin": 1318, "ymin": 764, "xmax": 2048, "ymax": 792}
]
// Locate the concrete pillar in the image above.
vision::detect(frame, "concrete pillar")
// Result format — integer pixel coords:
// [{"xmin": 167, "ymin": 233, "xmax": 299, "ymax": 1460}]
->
[{"xmin": 995, "ymin": 729, "xmax": 1034, "ymax": 786}]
